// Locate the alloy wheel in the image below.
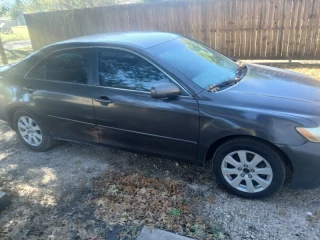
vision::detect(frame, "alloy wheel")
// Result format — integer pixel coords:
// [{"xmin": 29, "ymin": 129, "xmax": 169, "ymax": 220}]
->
[
  {"xmin": 18, "ymin": 116, "xmax": 43, "ymax": 147},
  {"xmin": 221, "ymin": 150, "xmax": 273, "ymax": 193}
]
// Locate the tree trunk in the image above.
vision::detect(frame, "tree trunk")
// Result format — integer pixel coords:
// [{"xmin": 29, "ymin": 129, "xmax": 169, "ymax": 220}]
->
[{"xmin": 0, "ymin": 35, "xmax": 8, "ymax": 65}]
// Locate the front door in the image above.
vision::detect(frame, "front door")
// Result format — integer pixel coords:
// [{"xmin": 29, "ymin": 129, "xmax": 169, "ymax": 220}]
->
[
  {"xmin": 23, "ymin": 47, "xmax": 99, "ymax": 143},
  {"xmin": 92, "ymin": 48, "xmax": 199, "ymax": 161}
]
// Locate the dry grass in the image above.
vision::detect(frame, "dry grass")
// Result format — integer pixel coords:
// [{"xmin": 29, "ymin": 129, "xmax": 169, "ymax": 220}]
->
[
  {"xmin": 90, "ymin": 171, "xmax": 222, "ymax": 239},
  {"xmin": 266, "ymin": 63, "xmax": 320, "ymax": 80}
]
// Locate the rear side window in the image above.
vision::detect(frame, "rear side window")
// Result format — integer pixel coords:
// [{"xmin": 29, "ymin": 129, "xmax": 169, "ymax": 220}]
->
[
  {"xmin": 26, "ymin": 48, "xmax": 89, "ymax": 84},
  {"xmin": 46, "ymin": 49, "xmax": 89, "ymax": 84},
  {"xmin": 98, "ymin": 48, "xmax": 170, "ymax": 91}
]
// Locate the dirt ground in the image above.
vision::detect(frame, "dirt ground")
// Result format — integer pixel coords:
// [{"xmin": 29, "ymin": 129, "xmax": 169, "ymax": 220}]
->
[{"xmin": 1, "ymin": 120, "xmax": 320, "ymax": 240}]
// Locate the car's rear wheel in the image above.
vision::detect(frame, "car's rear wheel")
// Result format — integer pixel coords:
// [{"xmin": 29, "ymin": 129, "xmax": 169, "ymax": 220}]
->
[
  {"xmin": 213, "ymin": 137, "xmax": 286, "ymax": 198},
  {"xmin": 13, "ymin": 109, "xmax": 56, "ymax": 151}
]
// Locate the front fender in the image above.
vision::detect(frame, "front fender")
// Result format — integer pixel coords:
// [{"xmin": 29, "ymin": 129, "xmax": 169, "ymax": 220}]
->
[{"xmin": 196, "ymin": 104, "xmax": 316, "ymax": 164}]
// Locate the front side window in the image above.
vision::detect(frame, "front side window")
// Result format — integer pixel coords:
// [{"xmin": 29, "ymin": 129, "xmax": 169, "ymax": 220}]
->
[
  {"xmin": 46, "ymin": 49, "xmax": 89, "ymax": 84},
  {"xmin": 148, "ymin": 38, "xmax": 239, "ymax": 90},
  {"xmin": 98, "ymin": 48, "xmax": 170, "ymax": 91}
]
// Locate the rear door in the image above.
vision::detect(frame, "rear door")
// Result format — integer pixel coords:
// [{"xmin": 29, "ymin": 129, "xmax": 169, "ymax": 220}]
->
[
  {"xmin": 23, "ymin": 47, "xmax": 99, "ymax": 143},
  {"xmin": 92, "ymin": 47, "xmax": 200, "ymax": 161}
]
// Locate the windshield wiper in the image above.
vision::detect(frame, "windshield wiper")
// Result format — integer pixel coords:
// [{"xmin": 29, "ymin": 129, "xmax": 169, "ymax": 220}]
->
[
  {"xmin": 207, "ymin": 61, "xmax": 247, "ymax": 93},
  {"xmin": 206, "ymin": 78, "xmax": 240, "ymax": 92},
  {"xmin": 236, "ymin": 61, "xmax": 247, "ymax": 79}
]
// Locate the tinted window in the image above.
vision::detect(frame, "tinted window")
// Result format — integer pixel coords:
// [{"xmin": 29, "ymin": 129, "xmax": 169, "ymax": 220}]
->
[
  {"xmin": 98, "ymin": 49, "xmax": 170, "ymax": 91},
  {"xmin": 46, "ymin": 49, "xmax": 89, "ymax": 84},
  {"xmin": 148, "ymin": 38, "xmax": 238, "ymax": 90}
]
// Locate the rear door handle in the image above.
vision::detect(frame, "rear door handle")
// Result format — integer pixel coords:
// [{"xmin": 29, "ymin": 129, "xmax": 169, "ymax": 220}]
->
[
  {"xmin": 24, "ymin": 86, "xmax": 35, "ymax": 94},
  {"xmin": 94, "ymin": 96, "xmax": 113, "ymax": 104}
]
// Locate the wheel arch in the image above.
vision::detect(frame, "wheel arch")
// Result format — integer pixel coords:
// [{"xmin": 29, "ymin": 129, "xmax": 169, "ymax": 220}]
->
[
  {"xmin": 205, "ymin": 135, "xmax": 293, "ymax": 173},
  {"xmin": 7, "ymin": 105, "xmax": 39, "ymax": 130}
]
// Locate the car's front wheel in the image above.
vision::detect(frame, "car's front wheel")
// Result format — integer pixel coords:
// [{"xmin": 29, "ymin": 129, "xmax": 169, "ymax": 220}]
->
[
  {"xmin": 213, "ymin": 137, "xmax": 286, "ymax": 198},
  {"xmin": 13, "ymin": 109, "xmax": 56, "ymax": 152}
]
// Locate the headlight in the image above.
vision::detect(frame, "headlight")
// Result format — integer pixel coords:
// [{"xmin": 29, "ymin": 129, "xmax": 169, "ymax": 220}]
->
[{"xmin": 296, "ymin": 127, "xmax": 320, "ymax": 143}]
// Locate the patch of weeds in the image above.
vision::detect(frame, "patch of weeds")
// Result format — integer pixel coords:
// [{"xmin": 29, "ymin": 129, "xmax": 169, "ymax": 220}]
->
[
  {"xmin": 208, "ymin": 225, "xmax": 229, "ymax": 240},
  {"xmin": 117, "ymin": 225, "xmax": 140, "ymax": 240},
  {"xmin": 167, "ymin": 208, "xmax": 181, "ymax": 217},
  {"xmin": 306, "ymin": 211, "xmax": 320, "ymax": 225},
  {"xmin": 108, "ymin": 184, "xmax": 120, "ymax": 195},
  {"xmin": 190, "ymin": 224, "xmax": 206, "ymax": 239},
  {"xmin": 75, "ymin": 160, "xmax": 82, "ymax": 166}
]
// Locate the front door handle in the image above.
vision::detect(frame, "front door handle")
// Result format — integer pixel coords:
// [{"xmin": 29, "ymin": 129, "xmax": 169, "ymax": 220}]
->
[
  {"xmin": 24, "ymin": 86, "xmax": 35, "ymax": 94},
  {"xmin": 94, "ymin": 96, "xmax": 113, "ymax": 104}
]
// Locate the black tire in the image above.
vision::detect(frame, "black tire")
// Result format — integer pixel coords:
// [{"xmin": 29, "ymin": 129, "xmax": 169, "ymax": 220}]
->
[
  {"xmin": 213, "ymin": 137, "xmax": 285, "ymax": 199},
  {"xmin": 13, "ymin": 109, "xmax": 56, "ymax": 152}
]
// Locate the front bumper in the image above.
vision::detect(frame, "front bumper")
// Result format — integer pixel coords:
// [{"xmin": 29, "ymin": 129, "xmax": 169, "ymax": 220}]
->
[{"xmin": 277, "ymin": 142, "xmax": 320, "ymax": 189}]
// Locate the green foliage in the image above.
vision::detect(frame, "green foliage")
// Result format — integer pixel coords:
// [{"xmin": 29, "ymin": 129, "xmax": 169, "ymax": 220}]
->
[
  {"xmin": 167, "ymin": 208, "xmax": 181, "ymax": 217},
  {"xmin": 108, "ymin": 184, "xmax": 120, "ymax": 195},
  {"xmin": 1, "ymin": 26, "xmax": 29, "ymax": 43},
  {"xmin": 0, "ymin": 0, "xmax": 10, "ymax": 17},
  {"xmin": 9, "ymin": 0, "xmax": 24, "ymax": 18}
]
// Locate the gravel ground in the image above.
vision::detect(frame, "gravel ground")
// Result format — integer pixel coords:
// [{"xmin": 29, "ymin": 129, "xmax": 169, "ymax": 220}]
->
[
  {"xmin": 0, "ymin": 121, "xmax": 320, "ymax": 239},
  {"xmin": 205, "ymin": 182, "xmax": 320, "ymax": 240}
]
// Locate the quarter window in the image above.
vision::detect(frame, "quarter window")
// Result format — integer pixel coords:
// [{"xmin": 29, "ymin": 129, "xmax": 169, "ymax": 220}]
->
[{"xmin": 98, "ymin": 48, "xmax": 170, "ymax": 91}]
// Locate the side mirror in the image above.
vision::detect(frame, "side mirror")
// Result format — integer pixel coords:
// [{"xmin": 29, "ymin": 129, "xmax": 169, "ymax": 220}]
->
[{"xmin": 151, "ymin": 82, "xmax": 181, "ymax": 99}]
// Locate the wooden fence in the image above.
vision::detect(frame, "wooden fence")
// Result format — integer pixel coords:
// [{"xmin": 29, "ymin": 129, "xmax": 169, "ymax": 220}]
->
[{"xmin": 25, "ymin": 0, "xmax": 320, "ymax": 60}]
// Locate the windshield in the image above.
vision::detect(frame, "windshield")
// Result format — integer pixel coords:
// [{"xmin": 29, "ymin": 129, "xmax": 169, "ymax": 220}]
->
[{"xmin": 148, "ymin": 37, "xmax": 239, "ymax": 89}]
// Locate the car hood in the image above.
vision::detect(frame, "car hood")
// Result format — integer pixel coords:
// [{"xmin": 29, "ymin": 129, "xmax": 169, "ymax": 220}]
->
[
  {"xmin": 201, "ymin": 63, "xmax": 320, "ymax": 126},
  {"xmin": 233, "ymin": 63, "xmax": 320, "ymax": 106}
]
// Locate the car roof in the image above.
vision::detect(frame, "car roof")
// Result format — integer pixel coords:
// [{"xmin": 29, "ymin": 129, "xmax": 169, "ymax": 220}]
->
[{"xmin": 51, "ymin": 32, "xmax": 180, "ymax": 49}]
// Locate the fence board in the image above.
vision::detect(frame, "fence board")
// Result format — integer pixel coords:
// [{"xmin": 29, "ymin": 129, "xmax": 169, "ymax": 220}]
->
[
  {"xmin": 289, "ymin": 0, "xmax": 301, "ymax": 59},
  {"xmin": 247, "ymin": 0, "xmax": 255, "ymax": 58},
  {"xmin": 315, "ymin": 1, "xmax": 320, "ymax": 58},
  {"xmin": 261, "ymin": 0, "xmax": 268, "ymax": 58},
  {"xmin": 255, "ymin": 0, "xmax": 262, "ymax": 58},
  {"xmin": 230, "ymin": 0, "xmax": 236, "ymax": 57},
  {"xmin": 214, "ymin": 0, "xmax": 222, "ymax": 52},
  {"xmin": 282, "ymin": 0, "xmax": 290, "ymax": 58},
  {"xmin": 266, "ymin": 0, "xmax": 275, "ymax": 58},
  {"xmin": 220, "ymin": 1, "xmax": 227, "ymax": 55},
  {"xmin": 25, "ymin": 0, "xmax": 320, "ymax": 60},
  {"xmin": 238, "ymin": 0, "xmax": 246, "ymax": 58},
  {"xmin": 307, "ymin": 0, "xmax": 320, "ymax": 58},
  {"xmin": 299, "ymin": 0, "xmax": 310, "ymax": 57}
]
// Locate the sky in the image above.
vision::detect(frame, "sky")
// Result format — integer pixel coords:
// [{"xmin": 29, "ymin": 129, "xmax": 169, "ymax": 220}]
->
[{"xmin": 0, "ymin": 0, "xmax": 15, "ymax": 7}]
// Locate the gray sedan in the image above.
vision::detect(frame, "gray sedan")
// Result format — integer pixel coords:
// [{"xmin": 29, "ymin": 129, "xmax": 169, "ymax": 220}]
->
[{"xmin": 0, "ymin": 32, "xmax": 319, "ymax": 198}]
